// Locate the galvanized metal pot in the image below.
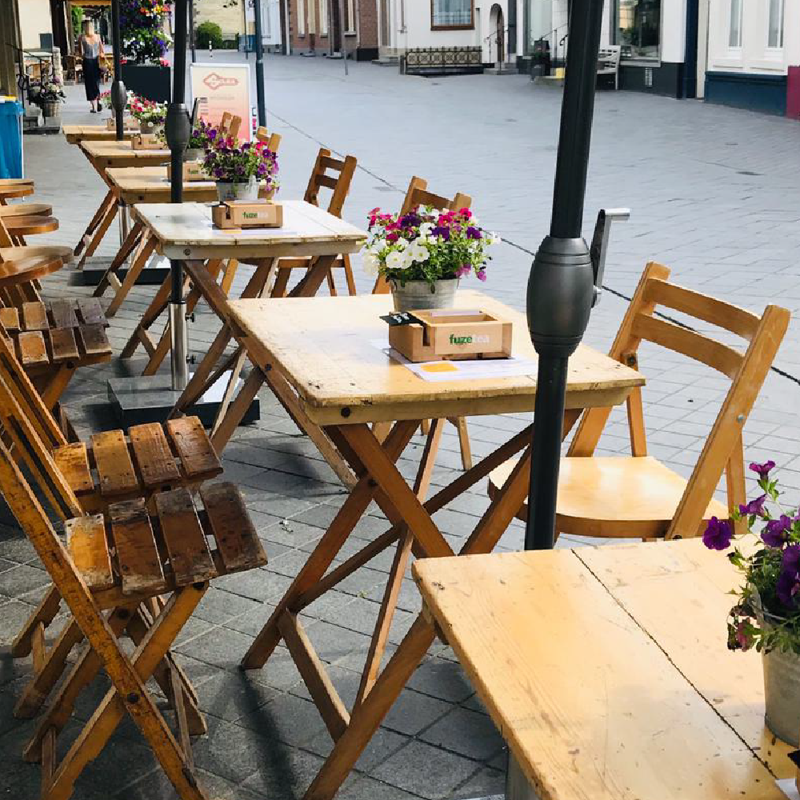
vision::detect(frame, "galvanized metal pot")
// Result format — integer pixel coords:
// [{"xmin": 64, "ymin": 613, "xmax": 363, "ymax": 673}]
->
[
  {"xmin": 215, "ymin": 178, "xmax": 259, "ymax": 203},
  {"xmin": 390, "ymin": 278, "xmax": 459, "ymax": 312},
  {"xmin": 760, "ymin": 607, "xmax": 800, "ymax": 745}
]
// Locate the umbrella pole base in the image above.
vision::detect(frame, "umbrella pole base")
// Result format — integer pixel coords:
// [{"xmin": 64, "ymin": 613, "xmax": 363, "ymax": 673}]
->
[{"xmin": 106, "ymin": 373, "xmax": 260, "ymax": 428}]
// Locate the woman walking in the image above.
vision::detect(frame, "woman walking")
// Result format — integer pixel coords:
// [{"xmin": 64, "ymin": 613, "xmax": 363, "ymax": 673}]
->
[{"xmin": 79, "ymin": 20, "xmax": 104, "ymax": 113}]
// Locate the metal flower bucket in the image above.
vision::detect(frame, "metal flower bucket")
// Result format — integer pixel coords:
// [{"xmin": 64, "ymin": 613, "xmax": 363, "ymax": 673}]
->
[{"xmin": 390, "ymin": 278, "xmax": 459, "ymax": 313}]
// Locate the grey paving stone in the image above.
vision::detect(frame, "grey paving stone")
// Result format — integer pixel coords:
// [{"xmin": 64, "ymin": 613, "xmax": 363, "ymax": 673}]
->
[
  {"xmin": 235, "ymin": 691, "xmax": 328, "ymax": 747},
  {"xmin": 382, "ymin": 688, "xmax": 455, "ymax": 737},
  {"xmin": 0, "ymin": 564, "xmax": 50, "ymax": 599},
  {"xmin": 420, "ymin": 707, "xmax": 505, "ymax": 762}
]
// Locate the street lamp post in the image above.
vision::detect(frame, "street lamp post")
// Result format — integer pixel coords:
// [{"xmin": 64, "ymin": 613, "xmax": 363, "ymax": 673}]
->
[
  {"xmin": 253, "ymin": 0, "xmax": 267, "ymax": 127},
  {"xmin": 524, "ymin": 0, "xmax": 605, "ymax": 551},
  {"xmin": 109, "ymin": 0, "xmax": 126, "ymax": 142},
  {"xmin": 165, "ymin": 0, "xmax": 191, "ymax": 391},
  {"xmin": 189, "ymin": 0, "xmax": 196, "ymax": 62}
]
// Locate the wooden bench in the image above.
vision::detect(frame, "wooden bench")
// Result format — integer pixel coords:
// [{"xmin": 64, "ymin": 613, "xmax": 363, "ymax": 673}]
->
[{"xmin": 597, "ymin": 45, "xmax": 621, "ymax": 89}]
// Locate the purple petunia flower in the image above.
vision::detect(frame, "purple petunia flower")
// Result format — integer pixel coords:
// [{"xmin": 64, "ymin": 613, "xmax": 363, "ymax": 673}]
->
[
  {"xmin": 432, "ymin": 226, "xmax": 450, "ymax": 241},
  {"xmin": 477, "ymin": 269, "xmax": 487, "ymax": 282},
  {"xmin": 465, "ymin": 226, "xmax": 482, "ymax": 240},
  {"xmin": 777, "ymin": 569, "xmax": 800, "ymax": 607},
  {"xmin": 455, "ymin": 264, "xmax": 471, "ymax": 278},
  {"xmin": 762, "ymin": 515, "xmax": 792, "ymax": 548},
  {"xmin": 749, "ymin": 460, "xmax": 776, "ymax": 479},
  {"xmin": 739, "ymin": 494, "xmax": 767, "ymax": 517},
  {"xmin": 703, "ymin": 516, "xmax": 734, "ymax": 551}
]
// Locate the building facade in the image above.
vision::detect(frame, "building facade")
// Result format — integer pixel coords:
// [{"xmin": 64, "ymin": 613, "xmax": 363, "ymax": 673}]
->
[
  {"xmin": 286, "ymin": 0, "xmax": 378, "ymax": 60},
  {"xmin": 703, "ymin": 0, "xmax": 799, "ymax": 115}
]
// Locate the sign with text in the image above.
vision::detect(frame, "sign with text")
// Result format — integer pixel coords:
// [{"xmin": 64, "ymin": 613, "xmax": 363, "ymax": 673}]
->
[{"xmin": 190, "ymin": 63, "xmax": 252, "ymax": 141}]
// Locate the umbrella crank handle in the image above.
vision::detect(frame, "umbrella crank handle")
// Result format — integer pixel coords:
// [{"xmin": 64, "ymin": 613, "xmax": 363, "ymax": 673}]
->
[{"xmin": 590, "ymin": 207, "xmax": 630, "ymax": 307}]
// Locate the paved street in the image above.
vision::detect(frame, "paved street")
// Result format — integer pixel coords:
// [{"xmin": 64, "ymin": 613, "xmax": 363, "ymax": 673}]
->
[{"xmin": 1, "ymin": 53, "xmax": 799, "ymax": 799}]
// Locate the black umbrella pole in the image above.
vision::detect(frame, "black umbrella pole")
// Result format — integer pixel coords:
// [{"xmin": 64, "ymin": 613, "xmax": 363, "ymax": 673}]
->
[
  {"xmin": 110, "ymin": 0, "xmax": 126, "ymax": 141},
  {"xmin": 166, "ymin": 0, "xmax": 191, "ymax": 390},
  {"xmin": 524, "ymin": 0, "xmax": 605, "ymax": 551},
  {"xmin": 253, "ymin": 0, "xmax": 267, "ymax": 127}
]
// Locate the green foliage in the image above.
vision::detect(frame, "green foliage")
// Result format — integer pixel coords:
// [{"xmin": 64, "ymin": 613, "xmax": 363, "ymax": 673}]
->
[
  {"xmin": 196, "ymin": 21, "xmax": 223, "ymax": 50},
  {"xmin": 71, "ymin": 5, "xmax": 84, "ymax": 35}
]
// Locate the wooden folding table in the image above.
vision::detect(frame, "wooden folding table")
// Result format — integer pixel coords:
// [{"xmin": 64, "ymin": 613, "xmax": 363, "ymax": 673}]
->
[
  {"xmin": 122, "ymin": 202, "xmax": 367, "ymax": 422},
  {"xmin": 63, "ymin": 124, "xmax": 135, "ymax": 145},
  {"xmin": 74, "ymin": 140, "xmax": 170, "ymax": 269},
  {"xmin": 224, "ymin": 292, "xmax": 644, "ymax": 800},
  {"xmin": 96, "ymin": 166, "xmax": 267, "ymax": 316},
  {"xmin": 414, "ymin": 539, "xmax": 795, "ymax": 799}
]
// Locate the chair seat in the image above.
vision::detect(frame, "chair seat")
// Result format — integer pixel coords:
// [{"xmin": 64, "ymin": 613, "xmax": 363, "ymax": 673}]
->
[
  {"xmin": 66, "ymin": 482, "xmax": 266, "ymax": 601},
  {"xmin": 0, "ymin": 203, "xmax": 53, "ymax": 218},
  {"xmin": 0, "ymin": 244, "xmax": 73, "ymax": 263},
  {"xmin": 54, "ymin": 416, "xmax": 223, "ymax": 508},
  {"xmin": 4, "ymin": 215, "xmax": 59, "ymax": 236},
  {"xmin": 489, "ymin": 455, "xmax": 728, "ymax": 539}
]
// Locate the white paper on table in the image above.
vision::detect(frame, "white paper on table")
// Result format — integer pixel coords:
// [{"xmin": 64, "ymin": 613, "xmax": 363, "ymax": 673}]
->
[
  {"xmin": 778, "ymin": 778, "xmax": 800, "ymax": 800},
  {"xmin": 198, "ymin": 218, "xmax": 303, "ymax": 237}
]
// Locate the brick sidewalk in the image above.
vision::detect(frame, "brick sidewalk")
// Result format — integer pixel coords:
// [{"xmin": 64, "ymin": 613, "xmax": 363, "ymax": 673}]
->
[{"xmin": 0, "ymin": 54, "xmax": 798, "ymax": 800}]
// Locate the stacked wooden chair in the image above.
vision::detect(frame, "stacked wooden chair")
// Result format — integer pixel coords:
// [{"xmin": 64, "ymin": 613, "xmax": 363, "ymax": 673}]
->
[
  {"xmin": 269, "ymin": 146, "xmax": 358, "ymax": 297},
  {"xmin": 489, "ymin": 261, "xmax": 790, "ymax": 540},
  {"xmin": 0, "ymin": 333, "xmax": 268, "ymax": 800}
]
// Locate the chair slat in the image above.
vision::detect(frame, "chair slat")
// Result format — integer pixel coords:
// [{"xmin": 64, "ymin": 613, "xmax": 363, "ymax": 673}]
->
[
  {"xmin": 50, "ymin": 299, "xmax": 79, "ymax": 329},
  {"xmin": 53, "ymin": 443, "xmax": 94, "ymax": 495},
  {"xmin": 91, "ymin": 430, "xmax": 139, "ymax": 496},
  {"xmin": 22, "ymin": 302, "xmax": 48, "ymax": 331},
  {"xmin": 50, "ymin": 328, "xmax": 80, "ymax": 363},
  {"xmin": 644, "ymin": 277, "xmax": 761, "ymax": 341},
  {"xmin": 66, "ymin": 514, "xmax": 115, "ymax": 591},
  {"xmin": 631, "ymin": 314, "xmax": 743, "ymax": 379},
  {"xmin": 129, "ymin": 423, "xmax": 182, "ymax": 488},
  {"xmin": 77, "ymin": 325, "xmax": 112, "ymax": 357},
  {"xmin": 16, "ymin": 331, "xmax": 48, "ymax": 366},
  {"xmin": 76, "ymin": 298, "xmax": 107, "ymax": 327},
  {"xmin": 316, "ymin": 174, "xmax": 339, "ymax": 191},
  {"xmin": 109, "ymin": 498, "xmax": 166, "ymax": 595},
  {"xmin": 154, "ymin": 488, "xmax": 217, "ymax": 586},
  {"xmin": 166, "ymin": 417, "xmax": 222, "ymax": 479},
  {"xmin": 319, "ymin": 155, "xmax": 345, "ymax": 171},
  {"xmin": 0, "ymin": 307, "xmax": 19, "ymax": 331},
  {"xmin": 200, "ymin": 483, "xmax": 266, "ymax": 572}
]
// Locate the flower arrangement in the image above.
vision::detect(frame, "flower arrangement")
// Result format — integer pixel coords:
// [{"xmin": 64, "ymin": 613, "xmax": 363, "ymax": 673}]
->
[
  {"xmin": 203, "ymin": 136, "xmax": 279, "ymax": 190},
  {"xmin": 703, "ymin": 459, "xmax": 800, "ymax": 654},
  {"xmin": 120, "ymin": 0, "xmax": 173, "ymax": 64},
  {"xmin": 129, "ymin": 97, "xmax": 166, "ymax": 127},
  {"xmin": 362, "ymin": 206, "xmax": 499, "ymax": 287},
  {"xmin": 100, "ymin": 88, "xmax": 136, "ymax": 110},
  {"xmin": 28, "ymin": 75, "xmax": 66, "ymax": 106}
]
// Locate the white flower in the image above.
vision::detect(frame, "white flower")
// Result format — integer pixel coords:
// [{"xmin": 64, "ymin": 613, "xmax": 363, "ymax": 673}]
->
[
  {"xmin": 362, "ymin": 251, "xmax": 380, "ymax": 276},
  {"xmin": 408, "ymin": 241, "xmax": 428, "ymax": 263},
  {"xmin": 386, "ymin": 250, "xmax": 406, "ymax": 271},
  {"xmin": 488, "ymin": 233, "xmax": 502, "ymax": 245},
  {"xmin": 418, "ymin": 222, "xmax": 433, "ymax": 238},
  {"xmin": 395, "ymin": 238, "xmax": 409, "ymax": 250}
]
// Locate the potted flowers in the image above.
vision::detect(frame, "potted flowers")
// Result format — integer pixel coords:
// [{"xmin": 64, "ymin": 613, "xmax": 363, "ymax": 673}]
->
[
  {"xmin": 702, "ymin": 459, "xmax": 800, "ymax": 745},
  {"xmin": 119, "ymin": 0, "xmax": 172, "ymax": 103},
  {"xmin": 203, "ymin": 136, "xmax": 280, "ymax": 202},
  {"xmin": 362, "ymin": 206, "xmax": 499, "ymax": 311},
  {"xmin": 28, "ymin": 75, "xmax": 66, "ymax": 118},
  {"xmin": 129, "ymin": 96, "xmax": 166, "ymax": 134}
]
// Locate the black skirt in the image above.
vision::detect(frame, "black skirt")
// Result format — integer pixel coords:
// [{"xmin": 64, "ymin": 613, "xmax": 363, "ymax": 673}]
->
[{"xmin": 83, "ymin": 57, "xmax": 101, "ymax": 101}]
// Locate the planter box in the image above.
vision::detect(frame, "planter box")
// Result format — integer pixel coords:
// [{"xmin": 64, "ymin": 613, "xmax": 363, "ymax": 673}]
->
[
  {"xmin": 121, "ymin": 64, "xmax": 171, "ymax": 103},
  {"xmin": 212, "ymin": 201, "xmax": 283, "ymax": 230},
  {"xmin": 166, "ymin": 161, "xmax": 208, "ymax": 182}
]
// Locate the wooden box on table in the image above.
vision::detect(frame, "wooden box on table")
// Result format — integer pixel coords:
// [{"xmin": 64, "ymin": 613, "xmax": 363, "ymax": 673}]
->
[
  {"xmin": 211, "ymin": 201, "xmax": 283, "ymax": 230},
  {"xmin": 389, "ymin": 309, "xmax": 512, "ymax": 362}
]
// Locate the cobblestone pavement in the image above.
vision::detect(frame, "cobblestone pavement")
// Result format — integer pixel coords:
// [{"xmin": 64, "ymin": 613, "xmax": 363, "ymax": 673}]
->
[{"xmin": 1, "ymin": 53, "xmax": 799, "ymax": 800}]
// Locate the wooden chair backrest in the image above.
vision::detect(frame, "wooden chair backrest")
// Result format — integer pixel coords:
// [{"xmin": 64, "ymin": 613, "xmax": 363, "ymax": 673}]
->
[
  {"xmin": 302, "ymin": 148, "xmax": 357, "ymax": 218},
  {"xmin": 255, "ymin": 126, "xmax": 282, "ymax": 153},
  {"xmin": 219, "ymin": 112, "xmax": 242, "ymax": 139},
  {"xmin": 0, "ymin": 215, "xmax": 14, "ymax": 249},
  {"xmin": 0, "ymin": 347, "xmax": 80, "ymax": 521},
  {"xmin": 567, "ymin": 260, "xmax": 790, "ymax": 539},
  {"xmin": 373, "ymin": 176, "xmax": 473, "ymax": 294}
]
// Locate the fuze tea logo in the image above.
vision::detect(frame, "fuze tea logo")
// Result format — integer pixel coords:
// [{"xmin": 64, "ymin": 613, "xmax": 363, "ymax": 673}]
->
[
  {"xmin": 203, "ymin": 73, "xmax": 239, "ymax": 91},
  {"xmin": 449, "ymin": 333, "xmax": 489, "ymax": 345}
]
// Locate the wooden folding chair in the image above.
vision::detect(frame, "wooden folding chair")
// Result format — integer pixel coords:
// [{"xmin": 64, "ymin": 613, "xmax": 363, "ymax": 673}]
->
[
  {"xmin": 219, "ymin": 111, "xmax": 243, "ymax": 139},
  {"xmin": 269, "ymin": 147, "xmax": 358, "ymax": 298},
  {"xmin": 0, "ymin": 371, "xmax": 266, "ymax": 800},
  {"xmin": 489, "ymin": 261, "xmax": 790, "ymax": 540}
]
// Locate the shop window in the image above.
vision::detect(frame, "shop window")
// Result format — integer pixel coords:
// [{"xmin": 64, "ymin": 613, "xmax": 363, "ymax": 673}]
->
[
  {"xmin": 298, "ymin": 0, "xmax": 306, "ymax": 35},
  {"xmin": 728, "ymin": 0, "xmax": 742, "ymax": 48},
  {"xmin": 431, "ymin": 0, "xmax": 473, "ymax": 30},
  {"xmin": 344, "ymin": 0, "xmax": 356, "ymax": 33},
  {"xmin": 767, "ymin": 0, "xmax": 784, "ymax": 49},
  {"xmin": 321, "ymin": 0, "xmax": 329, "ymax": 35},
  {"xmin": 611, "ymin": 0, "xmax": 661, "ymax": 60}
]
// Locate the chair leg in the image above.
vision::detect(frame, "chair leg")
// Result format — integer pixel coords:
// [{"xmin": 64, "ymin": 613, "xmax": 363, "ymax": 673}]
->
[
  {"xmin": 450, "ymin": 416, "xmax": 472, "ymax": 470},
  {"xmin": 326, "ymin": 268, "xmax": 338, "ymax": 297},
  {"xmin": 271, "ymin": 267, "xmax": 291, "ymax": 298},
  {"xmin": 342, "ymin": 254, "xmax": 357, "ymax": 296}
]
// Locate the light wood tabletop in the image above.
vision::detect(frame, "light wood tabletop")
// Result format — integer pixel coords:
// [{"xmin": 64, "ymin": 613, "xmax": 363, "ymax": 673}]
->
[
  {"xmin": 227, "ymin": 291, "xmax": 644, "ymax": 425},
  {"xmin": 80, "ymin": 139, "xmax": 171, "ymax": 170},
  {"xmin": 63, "ymin": 125, "xmax": 134, "ymax": 145},
  {"xmin": 107, "ymin": 166, "xmax": 272, "ymax": 205},
  {"xmin": 414, "ymin": 538, "xmax": 793, "ymax": 800},
  {"xmin": 133, "ymin": 200, "xmax": 367, "ymax": 260}
]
